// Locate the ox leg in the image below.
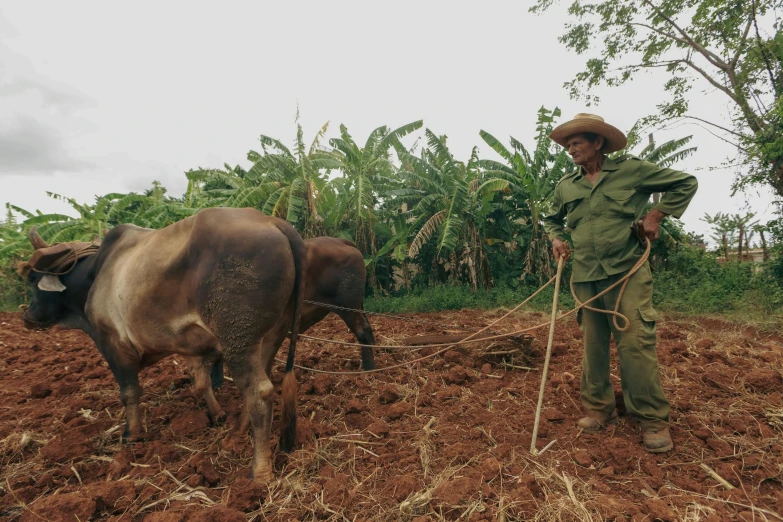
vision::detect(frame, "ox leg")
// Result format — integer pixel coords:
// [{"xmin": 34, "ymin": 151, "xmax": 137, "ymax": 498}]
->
[
  {"xmin": 106, "ymin": 363, "xmax": 143, "ymax": 443},
  {"xmin": 221, "ymin": 399, "xmax": 251, "ymax": 452},
  {"xmin": 221, "ymin": 331, "xmax": 285, "ymax": 450},
  {"xmin": 338, "ymin": 311, "xmax": 376, "ymax": 370},
  {"xmin": 223, "ymin": 354, "xmax": 275, "ymax": 482},
  {"xmin": 220, "ymin": 319, "xmax": 290, "ymax": 483},
  {"xmin": 185, "ymin": 355, "xmax": 227, "ymax": 425}
]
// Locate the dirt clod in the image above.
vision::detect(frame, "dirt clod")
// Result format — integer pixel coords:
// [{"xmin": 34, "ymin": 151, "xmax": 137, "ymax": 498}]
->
[
  {"xmin": 169, "ymin": 410, "xmax": 209, "ymax": 437},
  {"xmin": 743, "ymin": 369, "xmax": 783, "ymax": 392},
  {"xmin": 21, "ymin": 492, "xmax": 96, "ymax": 522},
  {"xmin": 29, "ymin": 382, "xmax": 52, "ymax": 399},
  {"xmin": 431, "ymin": 476, "xmax": 477, "ymax": 508},
  {"xmin": 378, "ymin": 386, "xmax": 400, "ymax": 404},
  {"xmin": 323, "ymin": 473, "xmax": 351, "ymax": 506},
  {"xmin": 82, "ymin": 480, "xmax": 136, "ymax": 514},
  {"xmin": 227, "ymin": 477, "xmax": 265, "ymax": 511},
  {"xmin": 345, "ymin": 398, "xmax": 365, "ymax": 413},
  {"xmin": 386, "ymin": 401, "xmax": 412, "ymax": 420}
]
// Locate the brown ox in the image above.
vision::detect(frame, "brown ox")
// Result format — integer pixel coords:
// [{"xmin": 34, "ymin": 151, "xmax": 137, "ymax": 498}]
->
[
  {"xmin": 18, "ymin": 208, "xmax": 305, "ymax": 483},
  {"xmin": 301, "ymin": 236, "xmax": 375, "ymax": 369},
  {"xmin": 208, "ymin": 235, "xmax": 376, "ymax": 391}
]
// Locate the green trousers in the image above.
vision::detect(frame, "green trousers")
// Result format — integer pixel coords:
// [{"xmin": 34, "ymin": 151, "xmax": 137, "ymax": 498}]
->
[{"xmin": 572, "ymin": 262, "xmax": 670, "ymax": 428}]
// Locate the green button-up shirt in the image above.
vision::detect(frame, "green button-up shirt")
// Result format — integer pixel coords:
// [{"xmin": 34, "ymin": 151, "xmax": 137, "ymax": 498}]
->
[{"xmin": 542, "ymin": 154, "xmax": 698, "ymax": 283}]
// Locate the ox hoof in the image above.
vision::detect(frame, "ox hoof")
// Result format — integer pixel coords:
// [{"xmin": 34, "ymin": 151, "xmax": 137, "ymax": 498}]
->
[
  {"xmin": 250, "ymin": 469, "xmax": 274, "ymax": 484},
  {"xmin": 209, "ymin": 411, "xmax": 228, "ymax": 426},
  {"xmin": 219, "ymin": 435, "xmax": 244, "ymax": 454},
  {"xmin": 120, "ymin": 429, "xmax": 144, "ymax": 445}
]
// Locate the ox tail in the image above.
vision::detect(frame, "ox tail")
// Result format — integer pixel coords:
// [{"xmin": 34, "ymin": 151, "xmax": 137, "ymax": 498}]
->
[{"xmin": 277, "ymin": 222, "xmax": 306, "ymax": 453}]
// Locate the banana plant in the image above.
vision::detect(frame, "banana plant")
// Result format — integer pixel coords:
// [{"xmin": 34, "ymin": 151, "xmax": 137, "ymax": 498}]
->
[
  {"xmin": 245, "ymin": 111, "xmax": 341, "ymax": 238},
  {"xmin": 327, "ymin": 120, "xmax": 423, "ymax": 288},
  {"xmin": 400, "ymin": 130, "xmax": 509, "ymax": 289},
  {"xmin": 478, "ymin": 106, "xmax": 573, "ymax": 281}
]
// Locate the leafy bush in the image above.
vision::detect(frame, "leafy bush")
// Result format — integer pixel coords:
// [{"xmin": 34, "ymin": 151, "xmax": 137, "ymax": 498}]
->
[
  {"xmin": 366, "ymin": 246, "xmax": 782, "ymax": 320},
  {"xmin": 365, "ymin": 281, "xmax": 575, "ymax": 315}
]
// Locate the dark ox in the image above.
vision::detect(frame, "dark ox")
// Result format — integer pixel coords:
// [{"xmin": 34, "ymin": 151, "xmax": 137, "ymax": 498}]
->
[
  {"xmin": 19, "ymin": 208, "xmax": 305, "ymax": 483},
  {"xmin": 301, "ymin": 236, "xmax": 376, "ymax": 369},
  {"xmin": 208, "ymin": 236, "xmax": 376, "ymax": 389}
]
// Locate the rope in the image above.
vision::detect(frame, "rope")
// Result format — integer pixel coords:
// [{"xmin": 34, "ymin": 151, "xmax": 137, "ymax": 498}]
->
[
  {"xmin": 277, "ymin": 238, "xmax": 651, "ymax": 375},
  {"xmin": 570, "ymin": 272, "xmax": 632, "ymax": 331},
  {"xmin": 303, "ymin": 300, "xmax": 471, "ymax": 331}
]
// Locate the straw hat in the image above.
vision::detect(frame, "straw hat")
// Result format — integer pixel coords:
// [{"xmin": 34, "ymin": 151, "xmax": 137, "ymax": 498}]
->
[{"xmin": 549, "ymin": 113, "xmax": 627, "ymax": 153}]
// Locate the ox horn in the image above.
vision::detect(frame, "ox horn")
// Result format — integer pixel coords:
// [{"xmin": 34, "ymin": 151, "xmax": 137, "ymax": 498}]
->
[{"xmin": 29, "ymin": 226, "xmax": 49, "ymax": 250}]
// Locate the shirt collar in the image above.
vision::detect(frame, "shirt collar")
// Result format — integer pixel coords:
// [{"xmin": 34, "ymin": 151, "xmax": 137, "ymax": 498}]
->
[{"xmin": 571, "ymin": 155, "xmax": 619, "ymax": 181}]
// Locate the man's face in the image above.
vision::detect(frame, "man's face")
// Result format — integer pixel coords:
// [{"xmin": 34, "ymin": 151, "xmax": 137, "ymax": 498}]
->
[{"xmin": 566, "ymin": 133, "xmax": 604, "ymax": 166}]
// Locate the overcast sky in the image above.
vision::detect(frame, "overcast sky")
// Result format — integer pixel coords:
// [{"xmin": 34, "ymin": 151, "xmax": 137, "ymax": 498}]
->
[{"xmin": 0, "ymin": 2, "xmax": 778, "ymax": 244}]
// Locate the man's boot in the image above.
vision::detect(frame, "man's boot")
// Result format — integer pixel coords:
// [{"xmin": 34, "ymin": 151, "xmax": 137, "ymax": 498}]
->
[
  {"xmin": 576, "ymin": 409, "xmax": 618, "ymax": 433},
  {"xmin": 643, "ymin": 426, "xmax": 673, "ymax": 453}
]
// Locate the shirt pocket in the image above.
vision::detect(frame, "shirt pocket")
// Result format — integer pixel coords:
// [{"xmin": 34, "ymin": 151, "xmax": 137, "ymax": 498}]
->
[
  {"xmin": 564, "ymin": 194, "xmax": 588, "ymax": 229},
  {"xmin": 603, "ymin": 188, "xmax": 637, "ymax": 218}
]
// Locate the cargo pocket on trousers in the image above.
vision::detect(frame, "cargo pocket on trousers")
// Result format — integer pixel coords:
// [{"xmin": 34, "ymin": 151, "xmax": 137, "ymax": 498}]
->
[
  {"xmin": 576, "ymin": 308, "xmax": 583, "ymax": 327},
  {"xmin": 637, "ymin": 306, "xmax": 659, "ymax": 344}
]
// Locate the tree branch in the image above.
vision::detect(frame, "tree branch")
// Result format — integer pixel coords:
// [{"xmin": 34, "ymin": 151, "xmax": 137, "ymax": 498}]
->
[
  {"xmin": 628, "ymin": 22, "xmax": 690, "ymax": 47},
  {"xmin": 665, "ymin": 119, "xmax": 748, "ymax": 153},
  {"xmin": 641, "ymin": 0, "xmax": 729, "ymax": 71},
  {"xmin": 679, "ymin": 115, "xmax": 746, "ymax": 138},
  {"xmin": 683, "ymin": 59, "xmax": 736, "ymax": 102},
  {"xmin": 752, "ymin": 0, "xmax": 780, "ymax": 98},
  {"xmin": 730, "ymin": 14, "xmax": 754, "ymax": 71},
  {"xmin": 609, "ymin": 59, "xmax": 686, "ymax": 72}
]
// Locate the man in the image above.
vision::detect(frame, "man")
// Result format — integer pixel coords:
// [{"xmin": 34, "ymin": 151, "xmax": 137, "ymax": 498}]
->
[{"xmin": 542, "ymin": 113, "xmax": 698, "ymax": 453}]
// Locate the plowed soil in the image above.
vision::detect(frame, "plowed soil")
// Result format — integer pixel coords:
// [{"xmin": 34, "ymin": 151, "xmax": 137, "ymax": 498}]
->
[{"xmin": 1, "ymin": 309, "xmax": 782, "ymax": 521}]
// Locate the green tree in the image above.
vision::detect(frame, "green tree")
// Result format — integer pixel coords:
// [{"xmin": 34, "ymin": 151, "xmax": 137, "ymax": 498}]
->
[
  {"xmin": 728, "ymin": 211, "xmax": 759, "ymax": 262},
  {"xmin": 531, "ymin": 0, "xmax": 783, "ymax": 200},
  {"xmin": 702, "ymin": 212, "xmax": 736, "ymax": 259}
]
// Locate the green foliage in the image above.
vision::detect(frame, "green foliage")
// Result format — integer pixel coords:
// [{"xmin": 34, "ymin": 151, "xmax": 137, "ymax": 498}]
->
[
  {"xmin": 366, "ymin": 245, "xmax": 782, "ymax": 321},
  {"xmin": 1, "ymin": 108, "xmax": 777, "ymax": 321},
  {"xmin": 365, "ymin": 282, "xmax": 575, "ymax": 315},
  {"xmin": 653, "ymin": 245, "xmax": 783, "ymax": 316},
  {"xmin": 479, "ymin": 106, "xmax": 574, "ymax": 282},
  {"xmin": 531, "ymin": 0, "xmax": 783, "ymax": 201}
]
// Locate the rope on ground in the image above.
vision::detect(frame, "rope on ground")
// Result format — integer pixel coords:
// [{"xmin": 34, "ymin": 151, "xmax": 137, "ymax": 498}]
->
[{"xmin": 279, "ymin": 238, "xmax": 651, "ymax": 375}]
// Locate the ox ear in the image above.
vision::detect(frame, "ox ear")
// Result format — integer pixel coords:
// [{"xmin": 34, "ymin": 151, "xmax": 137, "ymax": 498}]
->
[
  {"xmin": 16, "ymin": 261, "xmax": 31, "ymax": 278},
  {"xmin": 38, "ymin": 275, "xmax": 67, "ymax": 292}
]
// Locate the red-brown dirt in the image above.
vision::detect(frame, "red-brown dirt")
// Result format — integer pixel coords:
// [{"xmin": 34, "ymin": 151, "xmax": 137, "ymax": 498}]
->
[{"xmin": 0, "ymin": 309, "xmax": 781, "ymax": 521}]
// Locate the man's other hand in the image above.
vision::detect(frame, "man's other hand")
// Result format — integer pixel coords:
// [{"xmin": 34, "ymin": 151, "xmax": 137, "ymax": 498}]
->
[
  {"xmin": 640, "ymin": 210, "xmax": 667, "ymax": 242},
  {"xmin": 552, "ymin": 238, "xmax": 571, "ymax": 262}
]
